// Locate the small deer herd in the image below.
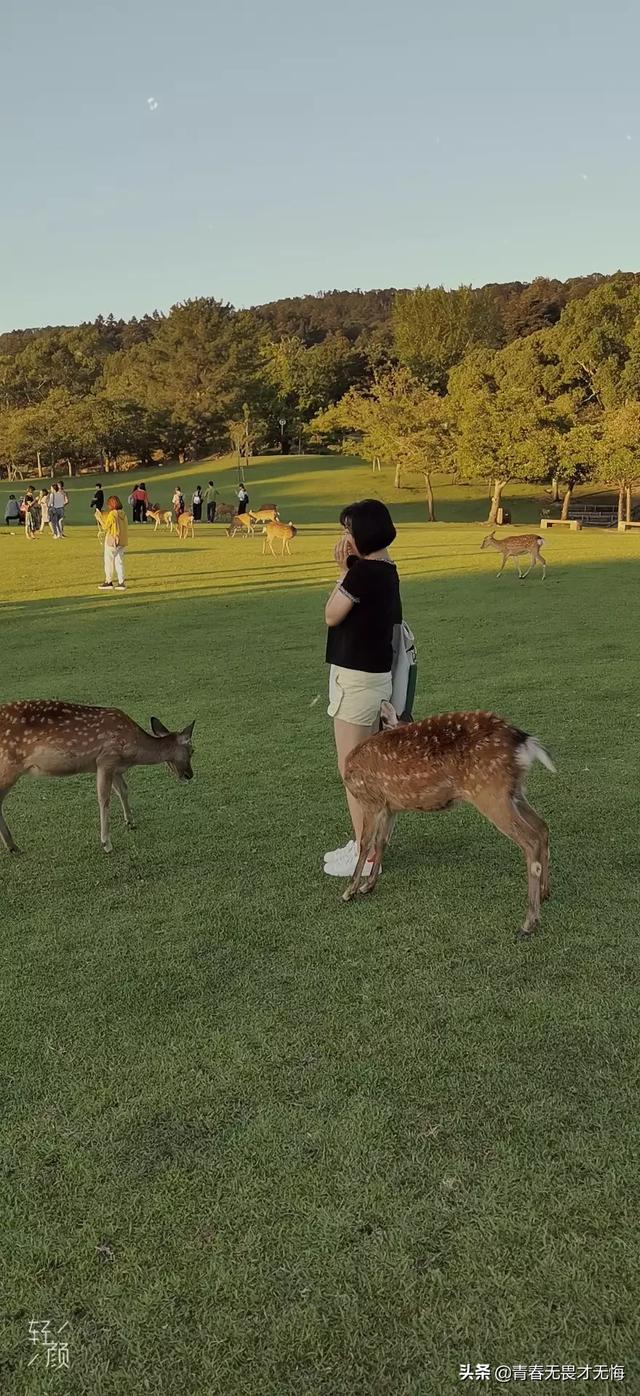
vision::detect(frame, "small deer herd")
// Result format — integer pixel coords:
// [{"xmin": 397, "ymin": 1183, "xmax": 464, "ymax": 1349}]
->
[
  {"xmin": 225, "ymin": 504, "xmax": 298, "ymax": 556},
  {"xmin": 0, "ymin": 693, "xmax": 555, "ymax": 939}
]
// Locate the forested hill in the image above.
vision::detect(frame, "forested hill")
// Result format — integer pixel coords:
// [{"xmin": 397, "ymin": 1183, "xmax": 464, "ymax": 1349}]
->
[{"xmin": 2, "ymin": 272, "xmax": 637, "ymax": 355}]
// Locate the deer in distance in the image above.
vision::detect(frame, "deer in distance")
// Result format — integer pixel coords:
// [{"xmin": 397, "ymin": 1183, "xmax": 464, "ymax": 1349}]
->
[
  {"xmin": 250, "ymin": 505, "xmax": 280, "ymax": 525},
  {"xmin": 147, "ymin": 507, "xmax": 174, "ymax": 533},
  {"xmin": 176, "ymin": 512, "xmax": 195, "ymax": 539},
  {"xmin": 262, "ymin": 520, "xmax": 297, "ymax": 556},
  {"xmin": 341, "ymin": 706, "xmax": 555, "ymax": 940},
  {"xmin": 226, "ymin": 513, "xmax": 255, "ymax": 538},
  {"xmin": 481, "ymin": 532, "xmax": 547, "ymax": 579},
  {"xmin": 0, "ymin": 701, "xmax": 195, "ymax": 855}
]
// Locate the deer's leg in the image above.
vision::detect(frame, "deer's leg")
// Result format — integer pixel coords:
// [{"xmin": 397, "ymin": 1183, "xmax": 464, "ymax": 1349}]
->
[
  {"xmin": 113, "ymin": 773, "xmax": 136, "ymax": 830},
  {"xmin": 0, "ymin": 782, "xmax": 21, "ymax": 854},
  {"xmin": 539, "ymin": 550, "xmax": 547, "ymax": 579},
  {"xmin": 496, "ymin": 555, "xmax": 507, "ymax": 577},
  {"xmin": 342, "ymin": 809, "xmax": 379, "ymax": 902},
  {"xmin": 358, "ymin": 809, "xmax": 394, "ymax": 895},
  {"xmin": 520, "ymin": 554, "xmax": 533, "ymax": 579},
  {"xmin": 471, "ymin": 790, "xmax": 543, "ymax": 939},
  {"xmin": 516, "ymin": 796, "xmax": 550, "ymax": 900},
  {"xmin": 96, "ymin": 766, "xmax": 115, "ymax": 853}
]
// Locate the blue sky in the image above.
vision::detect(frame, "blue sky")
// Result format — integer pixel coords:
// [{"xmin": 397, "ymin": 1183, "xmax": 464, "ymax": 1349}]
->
[{"xmin": 3, "ymin": 0, "xmax": 640, "ymax": 330}]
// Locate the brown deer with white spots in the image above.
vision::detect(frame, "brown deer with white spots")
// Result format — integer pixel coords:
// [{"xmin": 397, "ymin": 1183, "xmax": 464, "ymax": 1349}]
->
[
  {"xmin": 0, "ymin": 701, "xmax": 195, "ymax": 855},
  {"xmin": 481, "ymin": 532, "xmax": 547, "ymax": 579},
  {"xmin": 226, "ymin": 513, "xmax": 255, "ymax": 538},
  {"xmin": 262, "ymin": 520, "xmax": 297, "ymax": 556},
  {"xmin": 176, "ymin": 512, "xmax": 195, "ymax": 539},
  {"xmin": 250, "ymin": 505, "xmax": 280, "ymax": 525},
  {"xmin": 147, "ymin": 507, "xmax": 174, "ymax": 533},
  {"xmin": 341, "ymin": 709, "xmax": 555, "ymax": 939}
]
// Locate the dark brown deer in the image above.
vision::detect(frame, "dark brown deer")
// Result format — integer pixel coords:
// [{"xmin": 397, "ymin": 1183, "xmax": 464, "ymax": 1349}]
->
[
  {"xmin": 0, "ymin": 701, "xmax": 195, "ymax": 855},
  {"xmin": 341, "ymin": 709, "xmax": 555, "ymax": 939}
]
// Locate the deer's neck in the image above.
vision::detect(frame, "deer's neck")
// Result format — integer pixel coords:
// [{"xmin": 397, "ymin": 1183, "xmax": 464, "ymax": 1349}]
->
[{"xmin": 136, "ymin": 731, "xmax": 176, "ymax": 765}]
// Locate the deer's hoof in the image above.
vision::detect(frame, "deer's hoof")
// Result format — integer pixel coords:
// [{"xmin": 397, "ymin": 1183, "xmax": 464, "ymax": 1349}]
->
[
  {"xmin": 515, "ymin": 925, "xmax": 537, "ymax": 942},
  {"xmin": 126, "ymin": 822, "xmax": 137, "ymax": 832},
  {"xmin": 102, "ymin": 841, "xmax": 113, "ymax": 854},
  {"xmin": 8, "ymin": 845, "xmax": 23, "ymax": 855}
]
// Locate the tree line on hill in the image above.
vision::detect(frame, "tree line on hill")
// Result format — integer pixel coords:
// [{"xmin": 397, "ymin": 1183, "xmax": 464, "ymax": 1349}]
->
[{"xmin": 1, "ymin": 272, "xmax": 639, "ymax": 524}]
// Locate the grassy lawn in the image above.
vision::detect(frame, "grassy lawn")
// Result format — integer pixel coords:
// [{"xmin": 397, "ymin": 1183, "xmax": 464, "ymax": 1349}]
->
[{"xmin": 1, "ymin": 455, "xmax": 639, "ymax": 1394}]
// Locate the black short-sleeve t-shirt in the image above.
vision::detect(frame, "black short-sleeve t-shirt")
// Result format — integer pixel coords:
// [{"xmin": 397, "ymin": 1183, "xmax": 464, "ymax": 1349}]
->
[{"xmin": 325, "ymin": 557, "xmax": 402, "ymax": 673}]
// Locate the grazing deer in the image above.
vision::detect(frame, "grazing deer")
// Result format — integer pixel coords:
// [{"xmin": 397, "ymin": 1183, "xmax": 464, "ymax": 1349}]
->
[
  {"xmin": 481, "ymin": 532, "xmax": 547, "ymax": 579},
  {"xmin": 176, "ymin": 512, "xmax": 195, "ymax": 539},
  {"xmin": 0, "ymin": 701, "xmax": 195, "ymax": 855},
  {"xmin": 341, "ymin": 710, "xmax": 555, "ymax": 940},
  {"xmin": 215, "ymin": 501, "xmax": 236, "ymax": 522},
  {"xmin": 226, "ymin": 513, "xmax": 255, "ymax": 538},
  {"xmin": 262, "ymin": 520, "xmax": 297, "ymax": 556},
  {"xmin": 250, "ymin": 505, "xmax": 280, "ymax": 525},
  {"xmin": 148, "ymin": 507, "xmax": 174, "ymax": 533}
]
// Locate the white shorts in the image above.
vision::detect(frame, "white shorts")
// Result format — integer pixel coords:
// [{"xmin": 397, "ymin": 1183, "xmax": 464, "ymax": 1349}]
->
[{"xmin": 327, "ymin": 665, "xmax": 392, "ymax": 726}]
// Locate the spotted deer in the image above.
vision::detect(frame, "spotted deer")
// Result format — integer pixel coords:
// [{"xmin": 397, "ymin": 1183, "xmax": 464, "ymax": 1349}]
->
[
  {"xmin": 226, "ymin": 513, "xmax": 255, "ymax": 538},
  {"xmin": 341, "ymin": 709, "xmax": 555, "ymax": 939},
  {"xmin": 0, "ymin": 701, "xmax": 195, "ymax": 855},
  {"xmin": 481, "ymin": 532, "xmax": 547, "ymax": 579},
  {"xmin": 215, "ymin": 501, "xmax": 236, "ymax": 522},
  {"xmin": 250, "ymin": 505, "xmax": 280, "ymax": 525},
  {"xmin": 148, "ymin": 507, "xmax": 174, "ymax": 533},
  {"xmin": 262, "ymin": 520, "xmax": 297, "ymax": 556},
  {"xmin": 176, "ymin": 512, "xmax": 195, "ymax": 539}
]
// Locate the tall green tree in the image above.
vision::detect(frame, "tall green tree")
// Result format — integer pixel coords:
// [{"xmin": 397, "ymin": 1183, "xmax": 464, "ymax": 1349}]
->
[
  {"xmin": 597, "ymin": 401, "xmax": 640, "ymax": 524},
  {"xmin": 313, "ymin": 367, "xmax": 452, "ymax": 520},
  {"xmin": 393, "ymin": 285, "xmax": 504, "ymax": 392},
  {"xmin": 448, "ymin": 336, "xmax": 567, "ymax": 523}
]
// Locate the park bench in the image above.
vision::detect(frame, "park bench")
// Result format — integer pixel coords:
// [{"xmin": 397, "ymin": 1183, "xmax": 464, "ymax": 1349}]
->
[
  {"xmin": 567, "ymin": 504, "xmax": 618, "ymax": 528},
  {"xmin": 539, "ymin": 517, "xmax": 581, "ymax": 531}
]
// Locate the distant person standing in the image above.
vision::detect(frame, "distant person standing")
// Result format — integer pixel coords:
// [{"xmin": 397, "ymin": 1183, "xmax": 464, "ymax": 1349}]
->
[
  {"xmin": 236, "ymin": 484, "xmax": 249, "ymax": 515},
  {"xmin": 48, "ymin": 481, "xmax": 68, "ymax": 538},
  {"xmin": 90, "ymin": 482, "xmax": 104, "ymax": 512},
  {"xmin": 24, "ymin": 491, "xmax": 40, "ymax": 539},
  {"xmin": 204, "ymin": 480, "xmax": 217, "ymax": 523},
  {"xmin": 130, "ymin": 483, "xmax": 148, "ymax": 523},
  {"xmin": 38, "ymin": 489, "xmax": 50, "ymax": 532},
  {"xmin": 192, "ymin": 486, "xmax": 203, "ymax": 522},
  {"xmin": 172, "ymin": 486, "xmax": 185, "ymax": 522},
  {"xmin": 4, "ymin": 494, "xmax": 21, "ymax": 526},
  {"xmin": 98, "ymin": 495, "xmax": 129, "ymax": 591}
]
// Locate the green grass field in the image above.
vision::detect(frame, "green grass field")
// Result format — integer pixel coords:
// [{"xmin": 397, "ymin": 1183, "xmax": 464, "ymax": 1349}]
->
[{"xmin": 2, "ymin": 455, "xmax": 639, "ymax": 1395}]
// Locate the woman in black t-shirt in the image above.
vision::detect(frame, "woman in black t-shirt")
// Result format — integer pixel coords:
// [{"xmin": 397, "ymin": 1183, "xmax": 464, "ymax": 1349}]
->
[{"xmin": 323, "ymin": 499, "xmax": 402, "ymax": 879}]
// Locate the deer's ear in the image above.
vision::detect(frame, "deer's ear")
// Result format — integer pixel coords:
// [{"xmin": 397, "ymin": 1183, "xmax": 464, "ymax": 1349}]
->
[
  {"xmin": 150, "ymin": 716, "xmax": 170, "ymax": 737},
  {"xmin": 179, "ymin": 720, "xmax": 195, "ymax": 741}
]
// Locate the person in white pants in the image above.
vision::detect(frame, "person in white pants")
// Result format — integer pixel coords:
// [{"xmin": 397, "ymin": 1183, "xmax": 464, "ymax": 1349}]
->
[{"xmin": 96, "ymin": 494, "xmax": 129, "ymax": 591}]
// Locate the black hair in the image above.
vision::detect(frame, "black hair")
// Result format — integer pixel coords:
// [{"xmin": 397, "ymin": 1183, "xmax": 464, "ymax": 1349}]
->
[{"xmin": 339, "ymin": 499, "xmax": 396, "ymax": 556}]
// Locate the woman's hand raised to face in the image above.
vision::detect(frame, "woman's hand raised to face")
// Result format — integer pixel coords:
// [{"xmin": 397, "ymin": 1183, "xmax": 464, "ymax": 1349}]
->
[{"xmin": 334, "ymin": 533, "xmax": 357, "ymax": 570}]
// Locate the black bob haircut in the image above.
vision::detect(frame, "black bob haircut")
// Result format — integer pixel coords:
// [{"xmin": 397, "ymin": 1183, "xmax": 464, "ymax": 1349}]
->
[{"xmin": 339, "ymin": 499, "xmax": 396, "ymax": 556}]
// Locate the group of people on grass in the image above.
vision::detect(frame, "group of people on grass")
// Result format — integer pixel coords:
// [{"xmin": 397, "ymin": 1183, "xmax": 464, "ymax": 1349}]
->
[
  {"xmin": 122, "ymin": 480, "xmax": 247, "ymax": 526},
  {"xmin": 4, "ymin": 483, "xmax": 69, "ymax": 538}
]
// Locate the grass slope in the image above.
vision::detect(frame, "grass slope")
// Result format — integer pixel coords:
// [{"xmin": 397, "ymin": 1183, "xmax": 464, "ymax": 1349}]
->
[{"xmin": 1, "ymin": 456, "xmax": 639, "ymax": 1394}]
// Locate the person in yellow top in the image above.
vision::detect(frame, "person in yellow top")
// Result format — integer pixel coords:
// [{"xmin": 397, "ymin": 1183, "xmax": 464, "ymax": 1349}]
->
[{"xmin": 96, "ymin": 495, "xmax": 129, "ymax": 591}]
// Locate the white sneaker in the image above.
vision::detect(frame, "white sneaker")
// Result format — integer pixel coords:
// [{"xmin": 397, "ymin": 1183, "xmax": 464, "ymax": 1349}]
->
[
  {"xmin": 324, "ymin": 839, "xmax": 356, "ymax": 864},
  {"xmin": 323, "ymin": 843, "xmax": 375, "ymax": 878}
]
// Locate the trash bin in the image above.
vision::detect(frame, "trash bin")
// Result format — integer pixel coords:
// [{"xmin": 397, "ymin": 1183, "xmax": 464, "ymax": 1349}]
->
[{"xmin": 496, "ymin": 508, "xmax": 511, "ymax": 526}]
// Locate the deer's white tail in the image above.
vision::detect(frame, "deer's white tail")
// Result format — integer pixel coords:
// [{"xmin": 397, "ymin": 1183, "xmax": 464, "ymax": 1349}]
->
[{"xmin": 516, "ymin": 736, "xmax": 556, "ymax": 775}]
